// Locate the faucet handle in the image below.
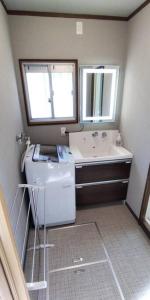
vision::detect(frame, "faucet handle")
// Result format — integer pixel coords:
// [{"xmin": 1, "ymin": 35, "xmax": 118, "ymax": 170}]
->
[
  {"xmin": 102, "ymin": 131, "xmax": 107, "ymax": 138},
  {"xmin": 92, "ymin": 131, "xmax": 98, "ymax": 137}
]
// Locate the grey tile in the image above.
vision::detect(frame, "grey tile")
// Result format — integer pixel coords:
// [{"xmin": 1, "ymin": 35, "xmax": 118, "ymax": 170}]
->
[
  {"xmin": 29, "ymin": 289, "xmax": 46, "ymax": 300},
  {"xmin": 48, "ymin": 262, "xmax": 122, "ymax": 300},
  {"xmin": 98, "ymin": 222, "xmax": 150, "ymax": 260},
  {"xmin": 47, "ymin": 223, "xmax": 106, "ymax": 271},
  {"xmin": 76, "ymin": 204, "xmax": 136, "ymax": 227},
  {"xmin": 98, "ymin": 222, "xmax": 150, "ymax": 300},
  {"xmin": 25, "ymin": 204, "xmax": 150, "ymax": 300}
]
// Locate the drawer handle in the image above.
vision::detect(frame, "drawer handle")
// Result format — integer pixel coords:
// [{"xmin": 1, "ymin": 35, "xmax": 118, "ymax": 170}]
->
[
  {"xmin": 74, "ymin": 269, "xmax": 85, "ymax": 274},
  {"xmin": 76, "ymin": 185, "xmax": 83, "ymax": 189},
  {"xmin": 73, "ymin": 257, "xmax": 83, "ymax": 263},
  {"xmin": 122, "ymin": 180, "xmax": 129, "ymax": 184},
  {"xmin": 76, "ymin": 165, "xmax": 83, "ymax": 169},
  {"xmin": 125, "ymin": 161, "xmax": 131, "ymax": 164}
]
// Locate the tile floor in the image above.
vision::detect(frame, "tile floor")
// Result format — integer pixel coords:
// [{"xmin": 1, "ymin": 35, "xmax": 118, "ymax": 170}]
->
[{"xmin": 25, "ymin": 204, "xmax": 150, "ymax": 300}]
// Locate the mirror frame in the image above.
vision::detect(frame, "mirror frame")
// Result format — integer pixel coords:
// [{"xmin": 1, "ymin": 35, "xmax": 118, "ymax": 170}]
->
[
  {"xmin": 19, "ymin": 59, "xmax": 78, "ymax": 126},
  {"xmin": 80, "ymin": 65, "xmax": 119, "ymax": 123}
]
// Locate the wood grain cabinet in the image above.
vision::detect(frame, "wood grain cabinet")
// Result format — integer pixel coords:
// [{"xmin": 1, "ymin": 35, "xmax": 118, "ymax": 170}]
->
[{"xmin": 75, "ymin": 160, "xmax": 132, "ymax": 207}]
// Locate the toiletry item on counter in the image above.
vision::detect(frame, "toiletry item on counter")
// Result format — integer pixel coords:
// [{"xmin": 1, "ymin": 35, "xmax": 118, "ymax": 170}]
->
[{"xmin": 116, "ymin": 133, "xmax": 123, "ymax": 146}]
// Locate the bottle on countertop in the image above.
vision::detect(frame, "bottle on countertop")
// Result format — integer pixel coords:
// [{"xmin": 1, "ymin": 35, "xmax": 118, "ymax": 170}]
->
[{"xmin": 116, "ymin": 133, "xmax": 123, "ymax": 147}]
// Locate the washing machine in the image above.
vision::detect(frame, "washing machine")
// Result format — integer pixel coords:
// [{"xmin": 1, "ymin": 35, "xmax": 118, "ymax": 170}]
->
[{"xmin": 25, "ymin": 144, "xmax": 76, "ymax": 226}]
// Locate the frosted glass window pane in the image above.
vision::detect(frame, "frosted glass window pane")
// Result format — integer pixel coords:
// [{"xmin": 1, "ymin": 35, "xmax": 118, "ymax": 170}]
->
[
  {"xmin": 26, "ymin": 73, "xmax": 52, "ymax": 119},
  {"xmin": 52, "ymin": 73, "xmax": 74, "ymax": 118}
]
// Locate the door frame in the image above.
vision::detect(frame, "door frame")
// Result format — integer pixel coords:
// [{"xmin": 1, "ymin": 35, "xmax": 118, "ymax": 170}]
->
[
  {"xmin": 0, "ymin": 186, "xmax": 29, "ymax": 300},
  {"xmin": 139, "ymin": 165, "xmax": 150, "ymax": 237}
]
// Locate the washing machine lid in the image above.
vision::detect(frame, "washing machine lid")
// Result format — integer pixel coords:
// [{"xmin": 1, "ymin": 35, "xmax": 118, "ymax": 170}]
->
[
  {"xmin": 32, "ymin": 144, "xmax": 72, "ymax": 163},
  {"xmin": 32, "ymin": 144, "xmax": 59, "ymax": 162}
]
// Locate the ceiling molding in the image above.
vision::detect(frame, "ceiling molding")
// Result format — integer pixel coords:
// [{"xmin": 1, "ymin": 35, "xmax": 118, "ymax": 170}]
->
[
  {"xmin": 128, "ymin": 0, "xmax": 150, "ymax": 20},
  {"xmin": 1, "ymin": 0, "xmax": 150, "ymax": 22},
  {"xmin": 7, "ymin": 10, "xmax": 128, "ymax": 21},
  {"xmin": 0, "ymin": 0, "xmax": 8, "ymax": 13}
]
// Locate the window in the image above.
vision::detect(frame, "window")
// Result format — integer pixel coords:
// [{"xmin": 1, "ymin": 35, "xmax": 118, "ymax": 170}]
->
[{"xmin": 20, "ymin": 60, "xmax": 78, "ymax": 125}]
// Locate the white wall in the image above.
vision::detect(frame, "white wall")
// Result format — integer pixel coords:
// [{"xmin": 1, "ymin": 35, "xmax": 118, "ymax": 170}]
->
[
  {"xmin": 0, "ymin": 3, "xmax": 26, "ymax": 257},
  {"xmin": 2, "ymin": 3, "xmax": 150, "ymax": 219},
  {"xmin": 7, "ymin": 10, "xmax": 150, "ymax": 218},
  {"xmin": 120, "ymin": 4, "xmax": 150, "ymax": 217},
  {"xmin": 9, "ymin": 16, "xmax": 127, "ymax": 145}
]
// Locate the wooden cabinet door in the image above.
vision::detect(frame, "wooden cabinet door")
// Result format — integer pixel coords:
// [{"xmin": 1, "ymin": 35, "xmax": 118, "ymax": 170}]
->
[
  {"xmin": 76, "ymin": 181, "xmax": 128, "ymax": 206},
  {"xmin": 76, "ymin": 160, "xmax": 131, "ymax": 184}
]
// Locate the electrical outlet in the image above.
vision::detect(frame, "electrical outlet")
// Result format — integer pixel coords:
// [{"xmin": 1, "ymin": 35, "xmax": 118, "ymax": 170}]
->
[{"xmin": 61, "ymin": 127, "xmax": 66, "ymax": 136}]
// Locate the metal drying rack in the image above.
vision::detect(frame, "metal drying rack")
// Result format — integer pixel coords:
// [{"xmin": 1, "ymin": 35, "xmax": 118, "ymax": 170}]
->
[{"xmin": 10, "ymin": 184, "xmax": 47, "ymax": 291}]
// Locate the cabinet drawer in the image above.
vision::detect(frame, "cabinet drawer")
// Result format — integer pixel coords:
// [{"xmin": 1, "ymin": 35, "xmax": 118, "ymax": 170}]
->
[
  {"xmin": 76, "ymin": 160, "xmax": 131, "ymax": 184},
  {"xmin": 76, "ymin": 180, "xmax": 128, "ymax": 206}
]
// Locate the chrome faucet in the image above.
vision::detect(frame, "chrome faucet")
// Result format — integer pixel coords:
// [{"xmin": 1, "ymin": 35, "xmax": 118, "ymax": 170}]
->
[{"xmin": 92, "ymin": 131, "xmax": 98, "ymax": 137}]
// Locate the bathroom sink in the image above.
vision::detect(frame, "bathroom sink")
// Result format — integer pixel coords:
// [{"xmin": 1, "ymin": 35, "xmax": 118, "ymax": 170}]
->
[{"xmin": 69, "ymin": 130, "xmax": 133, "ymax": 163}]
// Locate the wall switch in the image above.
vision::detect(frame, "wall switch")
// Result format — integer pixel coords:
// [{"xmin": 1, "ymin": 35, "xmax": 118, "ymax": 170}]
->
[
  {"xmin": 76, "ymin": 21, "xmax": 83, "ymax": 35},
  {"xmin": 61, "ymin": 127, "xmax": 66, "ymax": 136}
]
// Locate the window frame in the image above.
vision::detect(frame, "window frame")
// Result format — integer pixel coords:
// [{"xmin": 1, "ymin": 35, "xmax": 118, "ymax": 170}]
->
[{"xmin": 19, "ymin": 59, "xmax": 78, "ymax": 126}]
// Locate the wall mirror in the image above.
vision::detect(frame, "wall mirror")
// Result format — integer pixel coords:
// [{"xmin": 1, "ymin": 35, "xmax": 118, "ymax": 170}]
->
[
  {"xmin": 80, "ymin": 65, "xmax": 119, "ymax": 123},
  {"xmin": 20, "ymin": 59, "xmax": 78, "ymax": 125}
]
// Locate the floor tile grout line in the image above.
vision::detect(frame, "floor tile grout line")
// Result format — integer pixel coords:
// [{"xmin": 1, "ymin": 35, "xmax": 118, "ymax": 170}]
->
[
  {"xmin": 46, "ymin": 223, "xmax": 109, "ymax": 300},
  {"xmin": 28, "ymin": 206, "xmax": 147, "ymax": 300},
  {"xmin": 47, "ymin": 221, "xmax": 96, "ymax": 232},
  {"xmin": 95, "ymin": 222, "xmax": 126, "ymax": 300},
  {"xmin": 35, "ymin": 221, "xmax": 125, "ymax": 299},
  {"xmin": 47, "ymin": 222, "xmax": 108, "ymax": 274},
  {"xmin": 103, "ymin": 249, "xmax": 125, "ymax": 300},
  {"xmin": 48, "ymin": 259, "xmax": 108, "ymax": 274}
]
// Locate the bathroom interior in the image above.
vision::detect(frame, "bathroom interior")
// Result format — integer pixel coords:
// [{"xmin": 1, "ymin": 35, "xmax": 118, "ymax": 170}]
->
[{"xmin": 0, "ymin": 0, "xmax": 150, "ymax": 299}]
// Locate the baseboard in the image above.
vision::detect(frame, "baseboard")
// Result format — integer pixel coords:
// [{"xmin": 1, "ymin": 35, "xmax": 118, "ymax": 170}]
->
[
  {"xmin": 126, "ymin": 202, "xmax": 150, "ymax": 239},
  {"xmin": 139, "ymin": 221, "xmax": 150, "ymax": 238},
  {"xmin": 125, "ymin": 202, "xmax": 139, "ymax": 222}
]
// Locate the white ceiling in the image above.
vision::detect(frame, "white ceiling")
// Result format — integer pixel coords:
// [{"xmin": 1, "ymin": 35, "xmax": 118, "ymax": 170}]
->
[{"xmin": 4, "ymin": 0, "xmax": 146, "ymax": 17}]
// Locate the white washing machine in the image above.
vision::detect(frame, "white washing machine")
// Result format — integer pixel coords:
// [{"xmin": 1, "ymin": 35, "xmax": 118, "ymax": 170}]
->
[{"xmin": 25, "ymin": 144, "xmax": 76, "ymax": 227}]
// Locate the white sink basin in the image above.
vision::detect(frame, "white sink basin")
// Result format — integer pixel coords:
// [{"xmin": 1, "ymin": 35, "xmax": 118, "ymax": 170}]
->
[{"xmin": 69, "ymin": 130, "xmax": 133, "ymax": 163}]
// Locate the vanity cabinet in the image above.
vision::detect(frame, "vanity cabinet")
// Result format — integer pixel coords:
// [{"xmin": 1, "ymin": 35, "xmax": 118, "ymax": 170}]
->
[{"xmin": 75, "ymin": 160, "xmax": 132, "ymax": 206}]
